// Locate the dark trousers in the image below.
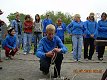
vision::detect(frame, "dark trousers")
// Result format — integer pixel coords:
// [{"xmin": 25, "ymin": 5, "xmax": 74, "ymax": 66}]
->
[
  {"xmin": 101, "ymin": 69, "xmax": 107, "ymax": 80},
  {"xmin": 97, "ymin": 37, "xmax": 107, "ymax": 59},
  {"xmin": 40, "ymin": 53, "xmax": 63, "ymax": 77},
  {"xmin": 84, "ymin": 38, "xmax": 95, "ymax": 60},
  {"xmin": 4, "ymin": 46, "xmax": 18, "ymax": 57}
]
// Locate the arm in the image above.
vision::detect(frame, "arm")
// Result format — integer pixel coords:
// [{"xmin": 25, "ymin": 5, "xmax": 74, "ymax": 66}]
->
[
  {"xmin": 5, "ymin": 37, "xmax": 13, "ymax": 49},
  {"xmin": 98, "ymin": 21, "xmax": 107, "ymax": 31},
  {"xmin": 66, "ymin": 22, "xmax": 72, "ymax": 34},
  {"xmin": 93, "ymin": 22, "xmax": 98, "ymax": 35},
  {"xmin": 11, "ymin": 20, "xmax": 15, "ymax": 28},
  {"xmin": 57, "ymin": 37, "xmax": 68, "ymax": 54},
  {"xmin": 84, "ymin": 21, "xmax": 91, "ymax": 35},
  {"xmin": 13, "ymin": 36, "xmax": 17, "ymax": 49},
  {"xmin": 36, "ymin": 40, "xmax": 46, "ymax": 58}
]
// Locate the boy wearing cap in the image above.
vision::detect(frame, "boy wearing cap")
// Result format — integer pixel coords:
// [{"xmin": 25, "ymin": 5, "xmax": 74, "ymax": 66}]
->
[
  {"xmin": 67, "ymin": 14, "xmax": 85, "ymax": 61},
  {"xmin": 36, "ymin": 24, "xmax": 67, "ymax": 78},
  {"xmin": 84, "ymin": 13, "xmax": 98, "ymax": 60},
  {"xmin": 42, "ymin": 14, "xmax": 53, "ymax": 36}
]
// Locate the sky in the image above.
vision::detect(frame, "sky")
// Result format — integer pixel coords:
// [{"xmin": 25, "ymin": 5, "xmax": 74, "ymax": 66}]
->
[{"xmin": 0, "ymin": 0, "xmax": 107, "ymax": 25}]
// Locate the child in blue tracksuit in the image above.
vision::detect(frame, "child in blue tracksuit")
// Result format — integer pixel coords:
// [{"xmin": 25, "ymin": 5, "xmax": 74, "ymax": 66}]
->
[
  {"xmin": 84, "ymin": 13, "xmax": 98, "ymax": 60},
  {"xmin": 36, "ymin": 24, "xmax": 67, "ymax": 78},
  {"xmin": 55, "ymin": 18, "xmax": 66, "ymax": 43},
  {"xmin": 3, "ymin": 27, "xmax": 18, "ymax": 59},
  {"xmin": 97, "ymin": 12, "xmax": 107, "ymax": 61},
  {"xmin": 67, "ymin": 14, "xmax": 85, "ymax": 61}
]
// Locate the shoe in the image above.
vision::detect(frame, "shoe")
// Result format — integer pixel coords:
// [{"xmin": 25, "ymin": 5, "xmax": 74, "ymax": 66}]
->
[
  {"xmin": 98, "ymin": 58, "xmax": 103, "ymax": 61},
  {"xmin": 5, "ymin": 57, "xmax": 10, "ymax": 60},
  {"xmin": 84, "ymin": 58, "xmax": 88, "ymax": 61},
  {"xmin": 0, "ymin": 59, "xmax": 3, "ymax": 62},
  {"xmin": 23, "ymin": 52, "xmax": 27, "ymax": 55},
  {"xmin": 74, "ymin": 60, "xmax": 77, "ymax": 62},
  {"xmin": 78, "ymin": 60, "xmax": 81, "ymax": 62},
  {"xmin": 0, "ymin": 67, "xmax": 2, "ymax": 69},
  {"xmin": 42, "ymin": 71, "xmax": 49, "ymax": 75}
]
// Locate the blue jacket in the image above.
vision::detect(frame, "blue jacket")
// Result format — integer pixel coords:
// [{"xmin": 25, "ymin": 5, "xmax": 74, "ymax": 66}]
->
[
  {"xmin": 97, "ymin": 20, "xmax": 107, "ymax": 38},
  {"xmin": 3, "ymin": 34, "xmax": 17, "ymax": 49},
  {"xmin": 55, "ymin": 23, "xmax": 66, "ymax": 40},
  {"xmin": 42, "ymin": 18, "xmax": 52, "ymax": 32},
  {"xmin": 36, "ymin": 36, "xmax": 68, "ymax": 59},
  {"xmin": 11, "ymin": 19, "xmax": 22, "ymax": 35},
  {"xmin": 84, "ymin": 20, "xmax": 98, "ymax": 38},
  {"xmin": 67, "ymin": 20, "xmax": 85, "ymax": 35}
]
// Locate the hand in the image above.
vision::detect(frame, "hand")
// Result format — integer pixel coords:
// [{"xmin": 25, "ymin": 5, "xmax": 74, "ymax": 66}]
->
[
  {"xmin": 53, "ymin": 48, "xmax": 61, "ymax": 53},
  {"xmin": 45, "ymin": 51, "xmax": 54, "ymax": 58},
  {"xmin": 90, "ymin": 34, "xmax": 94, "ymax": 38}
]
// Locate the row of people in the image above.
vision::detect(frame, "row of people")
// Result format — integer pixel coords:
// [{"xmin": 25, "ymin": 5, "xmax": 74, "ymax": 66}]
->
[{"xmin": 1, "ymin": 12, "xmax": 107, "ymax": 62}]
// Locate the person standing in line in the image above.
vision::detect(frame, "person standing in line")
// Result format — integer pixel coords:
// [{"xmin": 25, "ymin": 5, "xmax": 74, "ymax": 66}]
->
[
  {"xmin": 97, "ymin": 12, "xmax": 107, "ymax": 61},
  {"xmin": 84, "ymin": 13, "xmax": 98, "ymax": 60},
  {"xmin": 55, "ymin": 18, "xmax": 66, "ymax": 43},
  {"xmin": 11, "ymin": 12, "xmax": 22, "ymax": 49},
  {"xmin": 33, "ymin": 14, "xmax": 42, "ymax": 54},
  {"xmin": 36, "ymin": 24, "xmax": 67, "ymax": 78},
  {"xmin": 23, "ymin": 15, "xmax": 33, "ymax": 55},
  {"xmin": 42, "ymin": 14, "xmax": 52, "ymax": 36},
  {"xmin": 67, "ymin": 14, "xmax": 85, "ymax": 61}
]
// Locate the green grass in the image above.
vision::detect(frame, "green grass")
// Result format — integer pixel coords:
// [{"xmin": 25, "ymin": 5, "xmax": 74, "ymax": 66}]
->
[{"xmin": 64, "ymin": 44, "xmax": 72, "ymax": 53}]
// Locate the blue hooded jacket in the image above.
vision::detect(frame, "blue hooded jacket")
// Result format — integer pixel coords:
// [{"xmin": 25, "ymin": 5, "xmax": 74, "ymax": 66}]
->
[
  {"xmin": 42, "ymin": 18, "xmax": 52, "ymax": 32},
  {"xmin": 97, "ymin": 20, "xmax": 107, "ymax": 38},
  {"xmin": 36, "ymin": 36, "xmax": 68, "ymax": 59},
  {"xmin": 55, "ymin": 23, "xmax": 66, "ymax": 40},
  {"xmin": 11, "ymin": 19, "xmax": 22, "ymax": 35},
  {"xmin": 84, "ymin": 20, "xmax": 98, "ymax": 38},
  {"xmin": 2, "ymin": 34, "xmax": 17, "ymax": 49},
  {"xmin": 66, "ymin": 20, "xmax": 85, "ymax": 35}
]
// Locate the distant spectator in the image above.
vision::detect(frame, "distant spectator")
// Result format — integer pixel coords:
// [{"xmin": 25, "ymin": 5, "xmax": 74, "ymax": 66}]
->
[
  {"xmin": 55, "ymin": 18, "xmax": 66, "ymax": 43},
  {"xmin": 11, "ymin": 12, "xmax": 22, "ymax": 49},
  {"xmin": 42, "ymin": 14, "xmax": 52, "ymax": 36},
  {"xmin": 33, "ymin": 14, "xmax": 42, "ymax": 54},
  {"xmin": 97, "ymin": 12, "xmax": 107, "ymax": 61},
  {"xmin": 23, "ymin": 15, "xmax": 33, "ymax": 55},
  {"xmin": 84, "ymin": 12, "xmax": 98, "ymax": 60}
]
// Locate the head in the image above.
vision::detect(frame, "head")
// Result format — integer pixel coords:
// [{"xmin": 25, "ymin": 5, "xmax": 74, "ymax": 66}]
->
[
  {"xmin": 89, "ymin": 12, "xmax": 95, "ymax": 21},
  {"xmin": 74, "ymin": 14, "xmax": 81, "ymax": 22},
  {"xmin": 25, "ymin": 15, "xmax": 32, "ymax": 21},
  {"xmin": 46, "ymin": 14, "xmax": 49, "ymax": 19},
  {"xmin": 101, "ymin": 12, "xmax": 107, "ymax": 20},
  {"xmin": 15, "ymin": 12, "xmax": 20, "ymax": 20},
  {"xmin": 46, "ymin": 24, "xmax": 55, "ymax": 40},
  {"xmin": 35, "ymin": 14, "xmax": 40, "ymax": 22},
  {"xmin": 8, "ymin": 27, "xmax": 15, "ymax": 36},
  {"xmin": 57, "ymin": 18, "xmax": 62, "ymax": 26},
  {"xmin": 0, "ymin": 10, "xmax": 3, "ymax": 15}
]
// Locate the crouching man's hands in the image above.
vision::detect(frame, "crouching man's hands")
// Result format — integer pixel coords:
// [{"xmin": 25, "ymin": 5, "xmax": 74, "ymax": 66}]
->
[{"xmin": 45, "ymin": 48, "xmax": 61, "ymax": 58}]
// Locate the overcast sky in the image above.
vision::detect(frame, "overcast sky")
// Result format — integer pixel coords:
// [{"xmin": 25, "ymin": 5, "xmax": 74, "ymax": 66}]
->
[{"xmin": 0, "ymin": 0, "xmax": 107, "ymax": 25}]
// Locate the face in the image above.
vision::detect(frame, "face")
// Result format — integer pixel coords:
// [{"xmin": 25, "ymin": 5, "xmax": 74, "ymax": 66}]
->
[
  {"xmin": 89, "ymin": 16, "xmax": 94, "ymax": 20},
  {"xmin": 16, "ymin": 15, "xmax": 20, "ymax": 20},
  {"xmin": 46, "ymin": 31, "xmax": 55, "ymax": 40},
  {"xmin": 10, "ymin": 29, "xmax": 15, "ymax": 36},
  {"xmin": 75, "ymin": 17, "xmax": 80, "ymax": 22},
  {"xmin": 57, "ymin": 20, "xmax": 62, "ymax": 26},
  {"xmin": 46, "ymin": 15, "xmax": 49, "ymax": 19},
  {"xmin": 36, "ymin": 16, "xmax": 39, "ymax": 20},
  {"xmin": 26, "ymin": 17, "xmax": 30, "ymax": 21},
  {"xmin": 101, "ymin": 15, "xmax": 107, "ymax": 20}
]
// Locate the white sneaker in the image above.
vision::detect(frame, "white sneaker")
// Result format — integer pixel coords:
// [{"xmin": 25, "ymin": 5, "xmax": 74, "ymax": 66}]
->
[{"xmin": 23, "ymin": 52, "xmax": 27, "ymax": 55}]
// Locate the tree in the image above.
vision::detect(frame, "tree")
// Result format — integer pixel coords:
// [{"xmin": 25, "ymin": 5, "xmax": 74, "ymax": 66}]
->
[{"xmin": 7, "ymin": 12, "xmax": 26, "ymax": 27}]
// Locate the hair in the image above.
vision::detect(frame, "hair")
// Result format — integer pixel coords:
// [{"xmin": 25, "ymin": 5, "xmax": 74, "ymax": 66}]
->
[
  {"xmin": 74, "ymin": 14, "xmax": 81, "ymax": 19},
  {"xmin": 15, "ymin": 12, "xmax": 20, "ymax": 17},
  {"xmin": 35, "ymin": 14, "xmax": 40, "ymax": 23},
  {"xmin": 101, "ymin": 12, "xmax": 107, "ymax": 18},
  {"xmin": 24, "ymin": 14, "xmax": 33, "ymax": 21},
  {"xmin": 46, "ymin": 24, "xmax": 55, "ymax": 32},
  {"xmin": 8, "ymin": 27, "xmax": 15, "ymax": 36}
]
